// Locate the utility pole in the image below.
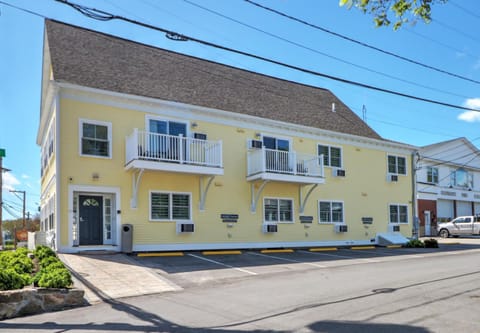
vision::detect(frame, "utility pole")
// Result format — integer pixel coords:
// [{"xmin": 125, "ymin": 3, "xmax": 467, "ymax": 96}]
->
[
  {"xmin": 0, "ymin": 148, "xmax": 8, "ymax": 249},
  {"xmin": 10, "ymin": 190, "xmax": 26, "ymax": 248}
]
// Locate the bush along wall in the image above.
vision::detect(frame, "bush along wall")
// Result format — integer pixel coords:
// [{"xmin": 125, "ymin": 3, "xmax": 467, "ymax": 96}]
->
[{"xmin": 0, "ymin": 246, "xmax": 84, "ymax": 320}]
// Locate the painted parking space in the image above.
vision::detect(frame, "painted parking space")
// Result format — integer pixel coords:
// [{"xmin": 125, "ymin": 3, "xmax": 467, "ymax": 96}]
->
[{"xmin": 132, "ymin": 243, "xmax": 480, "ymax": 288}]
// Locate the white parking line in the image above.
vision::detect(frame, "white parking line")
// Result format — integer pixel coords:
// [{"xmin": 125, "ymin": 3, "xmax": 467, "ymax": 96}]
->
[
  {"xmin": 298, "ymin": 250, "xmax": 355, "ymax": 259},
  {"xmin": 248, "ymin": 251, "xmax": 327, "ymax": 268},
  {"xmin": 187, "ymin": 253, "xmax": 257, "ymax": 275}
]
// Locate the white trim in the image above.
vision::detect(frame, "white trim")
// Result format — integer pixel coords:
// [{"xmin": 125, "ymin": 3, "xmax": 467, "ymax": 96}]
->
[
  {"xmin": 388, "ymin": 203, "xmax": 409, "ymax": 224},
  {"xmin": 67, "ymin": 185, "xmax": 121, "ymax": 251},
  {"xmin": 317, "ymin": 143, "xmax": 343, "ymax": 168},
  {"xmin": 149, "ymin": 191, "xmax": 193, "ymax": 222},
  {"xmin": 78, "ymin": 118, "xmax": 113, "ymax": 159},
  {"xmin": 130, "ymin": 239, "xmax": 375, "ymax": 253},
  {"xmin": 56, "ymin": 82, "xmax": 416, "ymax": 153},
  {"xmin": 387, "ymin": 153, "xmax": 408, "ymax": 176},
  {"xmin": 318, "ymin": 200, "xmax": 345, "ymax": 224},
  {"xmin": 263, "ymin": 197, "xmax": 295, "ymax": 224}
]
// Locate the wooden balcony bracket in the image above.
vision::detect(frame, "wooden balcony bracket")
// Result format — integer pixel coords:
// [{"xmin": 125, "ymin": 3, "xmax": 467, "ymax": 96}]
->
[
  {"xmin": 250, "ymin": 180, "xmax": 270, "ymax": 213},
  {"xmin": 299, "ymin": 184, "xmax": 318, "ymax": 214},
  {"xmin": 199, "ymin": 175, "xmax": 215, "ymax": 211},
  {"xmin": 130, "ymin": 168, "xmax": 144, "ymax": 209}
]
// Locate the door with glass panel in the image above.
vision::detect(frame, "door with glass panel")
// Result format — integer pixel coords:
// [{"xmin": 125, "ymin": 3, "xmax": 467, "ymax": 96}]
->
[
  {"xmin": 263, "ymin": 136, "xmax": 290, "ymax": 173},
  {"xmin": 149, "ymin": 120, "xmax": 187, "ymax": 161}
]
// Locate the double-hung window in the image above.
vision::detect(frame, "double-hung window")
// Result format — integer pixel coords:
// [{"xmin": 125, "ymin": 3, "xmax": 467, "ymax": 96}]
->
[
  {"xmin": 150, "ymin": 192, "xmax": 191, "ymax": 221},
  {"xmin": 319, "ymin": 201, "xmax": 344, "ymax": 223},
  {"xmin": 427, "ymin": 166, "xmax": 439, "ymax": 184},
  {"xmin": 388, "ymin": 155, "xmax": 406, "ymax": 175},
  {"xmin": 389, "ymin": 204, "xmax": 408, "ymax": 224},
  {"xmin": 318, "ymin": 145, "xmax": 342, "ymax": 168},
  {"xmin": 264, "ymin": 198, "xmax": 293, "ymax": 223},
  {"xmin": 80, "ymin": 119, "xmax": 112, "ymax": 158}
]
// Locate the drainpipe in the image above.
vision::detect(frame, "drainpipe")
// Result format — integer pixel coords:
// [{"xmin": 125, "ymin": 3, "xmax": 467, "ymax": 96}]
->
[{"xmin": 412, "ymin": 150, "xmax": 420, "ymax": 240}]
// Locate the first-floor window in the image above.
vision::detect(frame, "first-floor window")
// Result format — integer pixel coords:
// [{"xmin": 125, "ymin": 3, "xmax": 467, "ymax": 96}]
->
[
  {"xmin": 390, "ymin": 204, "xmax": 408, "ymax": 223},
  {"xmin": 319, "ymin": 201, "xmax": 344, "ymax": 223},
  {"xmin": 264, "ymin": 198, "xmax": 293, "ymax": 223},
  {"xmin": 150, "ymin": 192, "xmax": 191, "ymax": 221}
]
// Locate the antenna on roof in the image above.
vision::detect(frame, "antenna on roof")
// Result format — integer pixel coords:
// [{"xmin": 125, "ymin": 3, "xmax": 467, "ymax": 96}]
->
[{"xmin": 362, "ymin": 104, "xmax": 367, "ymax": 122}]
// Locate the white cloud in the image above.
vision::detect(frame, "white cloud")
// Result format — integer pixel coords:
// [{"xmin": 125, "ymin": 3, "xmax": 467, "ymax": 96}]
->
[
  {"xmin": 2, "ymin": 172, "xmax": 20, "ymax": 191},
  {"xmin": 21, "ymin": 174, "xmax": 30, "ymax": 179},
  {"xmin": 458, "ymin": 98, "xmax": 480, "ymax": 122}
]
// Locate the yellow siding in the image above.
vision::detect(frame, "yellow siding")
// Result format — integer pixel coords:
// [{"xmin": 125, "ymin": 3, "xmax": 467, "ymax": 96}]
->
[{"xmin": 55, "ymin": 96, "xmax": 413, "ymax": 249}]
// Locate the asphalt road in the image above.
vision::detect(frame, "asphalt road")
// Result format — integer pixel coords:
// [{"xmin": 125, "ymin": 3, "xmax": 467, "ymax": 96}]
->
[{"xmin": 2, "ymin": 243, "xmax": 480, "ymax": 332}]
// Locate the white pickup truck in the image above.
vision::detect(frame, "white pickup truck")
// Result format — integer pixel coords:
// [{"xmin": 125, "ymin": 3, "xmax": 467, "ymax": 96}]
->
[{"xmin": 437, "ymin": 216, "xmax": 480, "ymax": 238}]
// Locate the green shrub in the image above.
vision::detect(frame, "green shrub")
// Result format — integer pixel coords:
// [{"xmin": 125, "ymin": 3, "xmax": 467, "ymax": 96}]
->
[
  {"xmin": 0, "ymin": 268, "xmax": 31, "ymax": 291},
  {"xmin": 33, "ymin": 245, "xmax": 56, "ymax": 261},
  {"xmin": 0, "ymin": 249, "xmax": 34, "ymax": 275},
  {"xmin": 424, "ymin": 238, "xmax": 439, "ymax": 248},
  {"xmin": 405, "ymin": 239, "xmax": 425, "ymax": 248},
  {"xmin": 39, "ymin": 256, "xmax": 64, "ymax": 268},
  {"xmin": 36, "ymin": 268, "xmax": 73, "ymax": 288}
]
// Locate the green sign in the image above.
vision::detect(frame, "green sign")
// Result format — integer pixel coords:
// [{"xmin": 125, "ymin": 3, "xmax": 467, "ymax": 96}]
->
[{"xmin": 0, "ymin": 149, "xmax": 5, "ymax": 157}]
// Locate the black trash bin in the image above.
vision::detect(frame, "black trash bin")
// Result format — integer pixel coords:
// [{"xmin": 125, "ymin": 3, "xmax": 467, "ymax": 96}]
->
[{"xmin": 121, "ymin": 224, "xmax": 133, "ymax": 253}]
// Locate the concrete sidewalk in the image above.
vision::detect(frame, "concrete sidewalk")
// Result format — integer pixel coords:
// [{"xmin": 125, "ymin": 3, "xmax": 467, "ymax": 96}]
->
[{"xmin": 59, "ymin": 253, "xmax": 181, "ymax": 304}]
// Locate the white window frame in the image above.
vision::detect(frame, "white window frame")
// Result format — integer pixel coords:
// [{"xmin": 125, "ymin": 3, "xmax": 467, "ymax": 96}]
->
[
  {"xmin": 149, "ymin": 191, "xmax": 192, "ymax": 222},
  {"xmin": 79, "ymin": 118, "xmax": 112, "ymax": 159},
  {"xmin": 318, "ymin": 200, "xmax": 345, "ymax": 224},
  {"xmin": 387, "ymin": 154, "xmax": 407, "ymax": 175},
  {"xmin": 389, "ymin": 203, "xmax": 409, "ymax": 224},
  {"xmin": 263, "ymin": 197, "xmax": 294, "ymax": 224},
  {"xmin": 318, "ymin": 144, "xmax": 343, "ymax": 168},
  {"xmin": 427, "ymin": 166, "xmax": 439, "ymax": 184}
]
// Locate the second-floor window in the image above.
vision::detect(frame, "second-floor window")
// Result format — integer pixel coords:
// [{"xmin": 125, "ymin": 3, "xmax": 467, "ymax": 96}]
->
[
  {"xmin": 427, "ymin": 166, "xmax": 439, "ymax": 184},
  {"xmin": 450, "ymin": 168, "xmax": 473, "ymax": 189},
  {"xmin": 318, "ymin": 145, "xmax": 342, "ymax": 168},
  {"xmin": 80, "ymin": 119, "xmax": 112, "ymax": 158},
  {"xmin": 388, "ymin": 155, "xmax": 406, "ymax": 175}
]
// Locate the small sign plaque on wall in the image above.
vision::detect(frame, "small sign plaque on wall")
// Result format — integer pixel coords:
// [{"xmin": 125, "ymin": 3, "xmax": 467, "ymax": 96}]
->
[
  {"xmin": 362, "ymin": 217, "xmax": 373, "ymax": 224},
  {"xmin": 221, "ymin": 214, "xmax": 239, "ymax": 223}
]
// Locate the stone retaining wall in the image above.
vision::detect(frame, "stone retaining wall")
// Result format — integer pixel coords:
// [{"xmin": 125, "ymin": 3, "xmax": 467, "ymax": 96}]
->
[{"xmin": 0, "ymin": 288, "xmax": 85, "ymax": 320}]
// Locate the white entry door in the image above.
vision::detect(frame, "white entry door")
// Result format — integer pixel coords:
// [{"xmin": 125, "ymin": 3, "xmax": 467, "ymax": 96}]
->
[{"xmin": 424, "ymin": 211, "xmax": 431, "ymax": 236}]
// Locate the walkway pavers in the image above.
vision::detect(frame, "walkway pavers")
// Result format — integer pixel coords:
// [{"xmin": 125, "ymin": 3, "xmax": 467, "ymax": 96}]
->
[{"xmin": 59, "ymin": 253, "xmax": 181, "ymax": 304}]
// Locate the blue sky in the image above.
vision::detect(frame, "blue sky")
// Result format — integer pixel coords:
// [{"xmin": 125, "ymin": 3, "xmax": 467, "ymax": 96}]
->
[{"xmin": 1, "ymin": 0, "xmax": 479, "ymax": 220}]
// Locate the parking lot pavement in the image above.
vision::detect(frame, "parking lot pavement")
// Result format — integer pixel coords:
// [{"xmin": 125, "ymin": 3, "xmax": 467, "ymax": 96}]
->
[{"xmin": 131, "ymin": 241, "xmax": 480, "ymax": 289}]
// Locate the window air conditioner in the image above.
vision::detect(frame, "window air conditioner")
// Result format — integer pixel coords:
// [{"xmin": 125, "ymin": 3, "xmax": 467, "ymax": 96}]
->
[
  {"xmin": 389, "ymin": 224, "xmax": 400, "ymax": 232},
  {"xmin": 177, "ymin": 223, "xmax": 195, "ymax": 233},
  {"xmin": 250, "ymin": 140, "xmax": 263, "ymax": 149},
  {"xmin": 388, "ymin": 174, "xmax": 399, "ymax": 182},
  {"xmin": 332, "ymin": 168, "xmax": 346, "ymax": 177},
  {"xmin": 263, "ymin": 224, "xmax": 278, "ymax": 233},
  {"xmin": 334, "ymin": 224, "xmax": 348, "ymax": 233}
]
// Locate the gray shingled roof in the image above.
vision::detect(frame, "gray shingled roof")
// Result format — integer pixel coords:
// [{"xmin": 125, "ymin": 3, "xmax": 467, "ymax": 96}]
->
[{"xmin": 45, "ymin": 19, "xmax": 382, "ymax": 140}]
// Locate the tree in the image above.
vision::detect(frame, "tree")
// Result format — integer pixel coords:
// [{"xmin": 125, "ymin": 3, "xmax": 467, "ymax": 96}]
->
[{"xmin": 340, "ymin": 0, "xmax": 448, "ymax": 30}]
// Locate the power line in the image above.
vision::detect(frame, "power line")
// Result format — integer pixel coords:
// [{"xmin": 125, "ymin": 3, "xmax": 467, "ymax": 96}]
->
[
  {"xmin": 182, "ymin": 0, "xmax": 471, "ymax": 100},
  {"xmin": 449, "ymin": 1, "xmax": 480, "ymax": 20},
  {"xmin": 244, "ymin": 0, "xmax": 480, "ymax": 86},
  {"xmin": 53, "ymin": 0, "xmax": 480, "ymax": 113}
]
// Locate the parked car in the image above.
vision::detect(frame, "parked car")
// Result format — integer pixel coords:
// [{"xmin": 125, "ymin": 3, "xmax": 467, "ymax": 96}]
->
[{"xmin": 437, "ymin": 216, "xmax": 480, "ymax": 238}]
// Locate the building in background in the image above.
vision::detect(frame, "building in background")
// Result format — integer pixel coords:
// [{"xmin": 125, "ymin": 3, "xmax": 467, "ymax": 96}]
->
[
  {"xmin": 38, "ymin": 20, "xmax": 415, "ymax": 253},
  {"xmin": 416, "ymin": 137, "xmax": 480, "ymax": 236}
]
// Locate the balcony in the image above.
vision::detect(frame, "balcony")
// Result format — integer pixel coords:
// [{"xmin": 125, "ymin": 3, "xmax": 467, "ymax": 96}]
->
[
  {"xmin": 247, "ymin": 148, "xmax": 324, "ymax": 184},
  {"xmin": 125, "ymin": 129, "xmax": 223, "ymax": 175}
]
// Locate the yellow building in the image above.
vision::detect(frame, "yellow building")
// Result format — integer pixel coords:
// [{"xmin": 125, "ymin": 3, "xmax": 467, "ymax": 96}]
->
[{"xmin": 37, "ymin": 20, "xmax": 415, "ymax": 253}]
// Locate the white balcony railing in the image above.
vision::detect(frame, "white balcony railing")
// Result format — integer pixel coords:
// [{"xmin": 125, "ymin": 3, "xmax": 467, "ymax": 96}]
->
[
  {"xmin": 126, "ymin": 129, "xmax": 223, "ymax": 168},
  {"xmin": 247, "ymin": 148, "xmax": 324, "ymax": 178}
]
